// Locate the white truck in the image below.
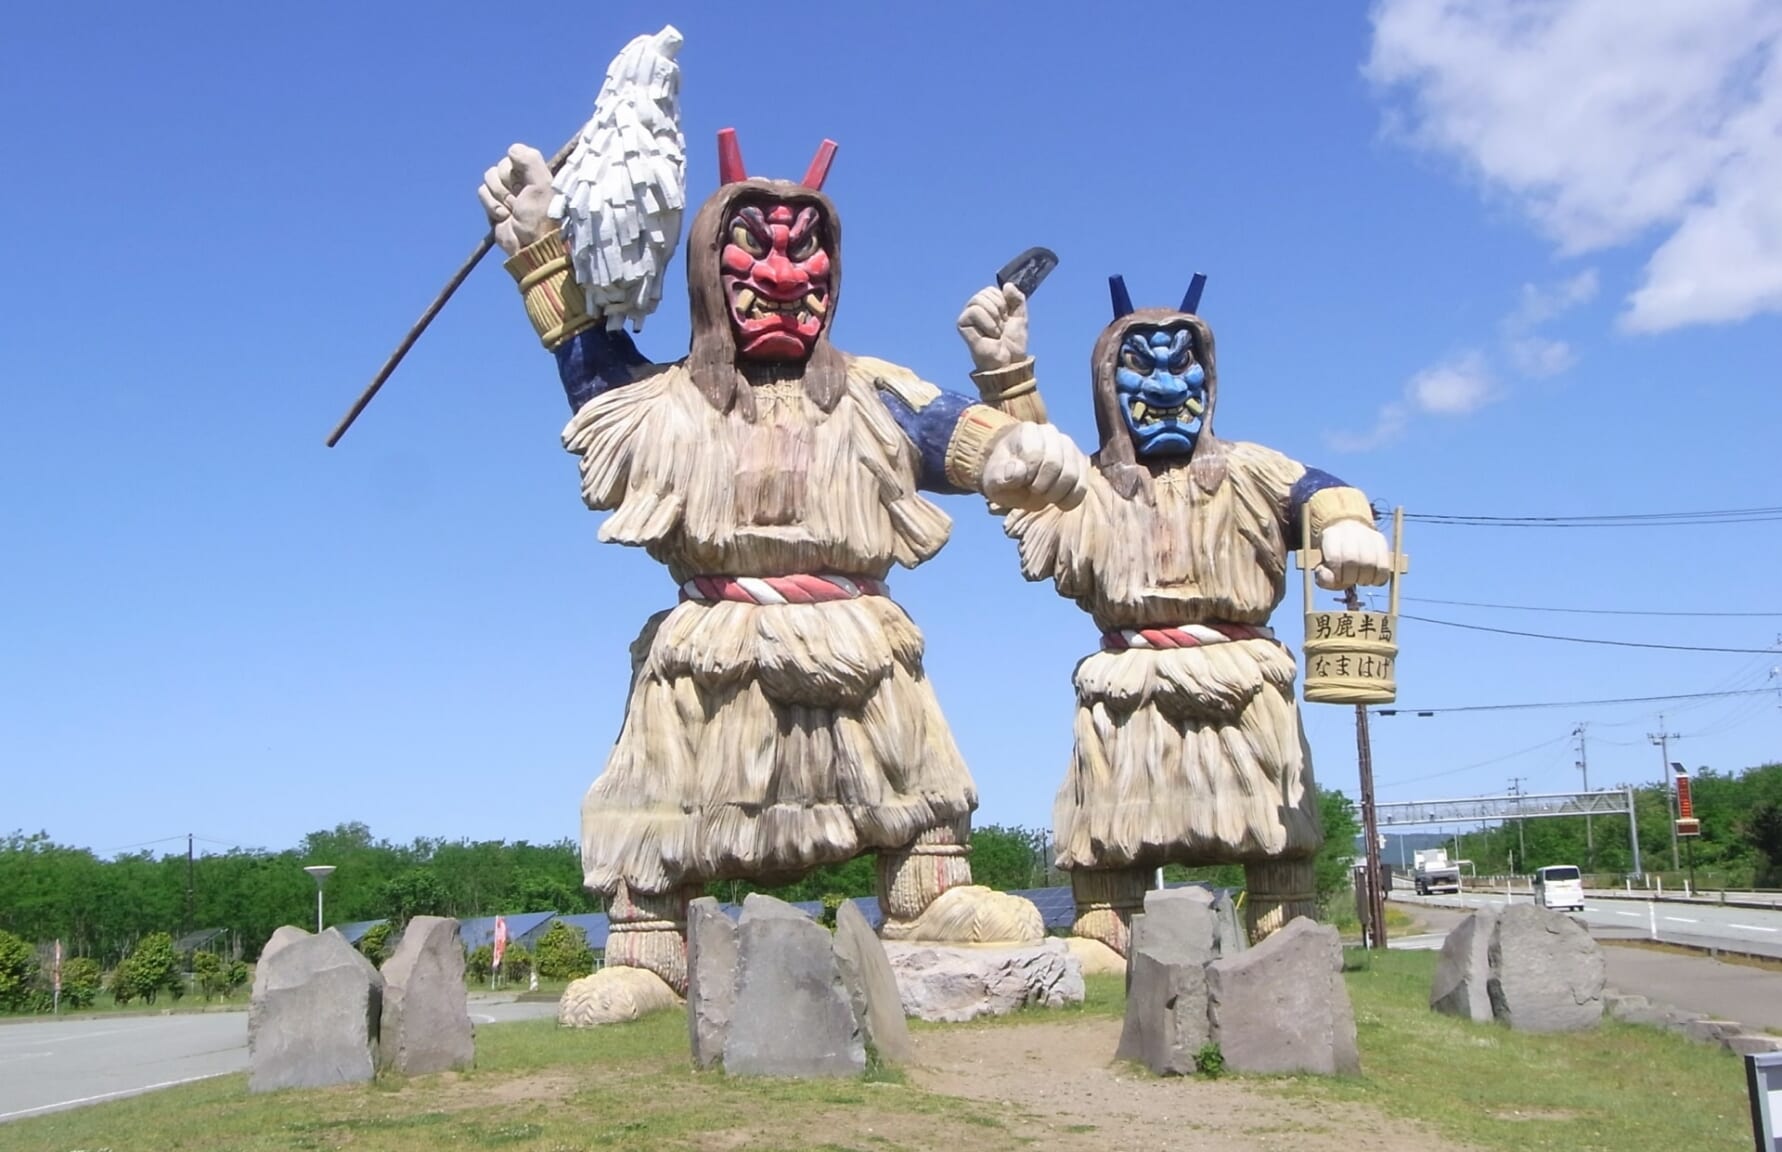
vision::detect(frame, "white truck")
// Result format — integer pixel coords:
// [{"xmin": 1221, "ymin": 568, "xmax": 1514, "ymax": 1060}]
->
[{"xmin": 1413, "ymin": 848, "xmax": 1462, "ymax": 896}]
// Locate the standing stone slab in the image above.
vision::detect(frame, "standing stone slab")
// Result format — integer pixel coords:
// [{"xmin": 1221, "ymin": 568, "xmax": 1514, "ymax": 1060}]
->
[
  {"xmin": 1430, "ymin": 908, "xmax": 1496, "ymax": 1022},
  {"xmin": 1117, "ymin": 893, "xmax": 1218, "ymax": 1065},
  {"xmin": 883, "ymin": 939, "xmax": 1084, "ymax": 1023},
  {"xmin": 1212, "ymin": 890, "xmax": 1248, "ymax": 958},
  {"xmin": 1486, "ymin": 904, "xmax": 1604, "ymax": 1033},
  {"xmin": 832, "ymin": 900, "xmax": 913, "ymax": 1066},
  {"xmin": 249, "ymin": 929, "xmax": 382, "ymax": 1093},
  {"xmin": 686, "ymin": 897, "xmax": 738, "ymax": 1070},
  {"xmin": 378, "ymin": 916, "xmax": 473, "ymax": 1076},
  {"xmin": 252, "ymin": 925, "xmax": 312, "ymax": 998},
  {"xmin": 723, "ymin": 895, "xmax": 864, "ymax": 1077},
  {"xmin": 1119, "ymin": 948, "xmax": 1210, "ymax": 1075},
  {"xmin": 1206, "ymin": 917, "xmax": 1359, "ymax": 1077}
]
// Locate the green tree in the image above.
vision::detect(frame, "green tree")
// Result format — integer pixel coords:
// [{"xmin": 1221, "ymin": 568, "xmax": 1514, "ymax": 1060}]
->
[
  {"xmin": 379, "ymin": 871, "xmax": 451, "ymax": 923},
  {"xmin": 1314, "ymin": 787, "xmax": 1361, "ymax": 902},
  {"xmin": 970, "ymin": 825, "xmax": 1047, "ymax": 891},
  {"xmin": 533, "ymin": 922, "xmax": 595, "ymax": 980},
  {"xmin": 121, "ymin": 932, "xmax": 179, "ymax": 1003},
  {"xmin": 1747, "ymin": 801, "xmax": 1782, "ymax": 887},
  {"xmin": 0, "ymin": 930, "xmax": 35, "ymax": 1011}
]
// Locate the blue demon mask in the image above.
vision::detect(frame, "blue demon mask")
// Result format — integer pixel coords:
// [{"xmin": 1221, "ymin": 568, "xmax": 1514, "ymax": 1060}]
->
[{"xmin": 1115, "ymin": 326, "xmax": 1206, "ymax": 458}]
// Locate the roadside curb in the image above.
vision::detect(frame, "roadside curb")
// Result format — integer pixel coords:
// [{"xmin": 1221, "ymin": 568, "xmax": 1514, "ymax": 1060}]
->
[{"xmin": 1605, "ymin": 989, "xmax": 1782, "ymax": 1057}]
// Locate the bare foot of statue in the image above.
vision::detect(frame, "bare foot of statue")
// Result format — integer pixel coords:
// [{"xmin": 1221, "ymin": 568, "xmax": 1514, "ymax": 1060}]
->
[{"xmin": 557, "ymin": 966, "xmax": 681, "ymax": 1027}]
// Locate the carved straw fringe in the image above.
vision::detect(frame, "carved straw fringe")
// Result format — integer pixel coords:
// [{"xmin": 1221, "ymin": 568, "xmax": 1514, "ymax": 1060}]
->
[
  {"xmin": 1054, "ymin": 641, "xmax": 1322, "ymax": 870},
  {"xmin": 1242, "ymin": 858, "xmax": 1319, "ymax": 943}
]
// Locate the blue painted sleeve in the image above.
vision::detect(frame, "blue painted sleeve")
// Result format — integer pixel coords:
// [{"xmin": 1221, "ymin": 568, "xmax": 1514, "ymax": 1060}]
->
[
  {"xmin": 875, "ymin": 387, "xmax": 978, "ymax": 495},
  {"xmin": 1286, "ymin": 466, "xmax": 1357, "ymax": 547},
  {"xmin": 554, "ymin": 328, "xmax": 653, "ymax": 412}
]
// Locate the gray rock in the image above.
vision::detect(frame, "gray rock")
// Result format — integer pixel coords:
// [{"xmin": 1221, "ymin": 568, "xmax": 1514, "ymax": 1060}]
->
[
  {"xmin": 832, "ymin": 900, "xmax": 913, "ymax": 1066},
  {"xmin": 1116, "ymin": 891, "xmax": 1218, "ymax": 1065},
  {"xmin": 1429, "ymin": 908, "xmax": 1496, "ymax": 1022},
  {"xmin": 1486, "ymin": 904, "xmax": 1604, "ymax": 1033},
  {"xmin": 1603, "ymin": 992, "xmax": 1650, "ymax": 1019},
  {"xmin": 252, "ymin": 926, "xmax": 312, "ymax": 998},
  {"xmin": 1725, "ymin": 1033, "xmax": 1782, "ymax": 1056},
  {"xmin": 686, "ymin": 897, "xmax": 738, "ymax": 1070},
  {"xmin": 249, "ymin": 929, "xmax": 382, "ymax": 1093},
  {"xmin": 1212, "ymin": 890, "xmax": 1248, "ymax": 958},
  {"xmin": 1682, "ymin": 1018, "xmax": 1743, "ymax": 1044},
  {"xmin": 884, "ymin": 939, "xmax": 1084, "ymax": 1023},
  {"xmin": 723, "ymin": 895, "xmax": 864, "ymax": 1078},
  {"xmin": 1118, "ymin": 947, "xmax": 1210, "ymax": 1075},
  {"xmin": 378, "ymin": 916, "xmax": 472, "ymax": 1076},
  {"xmin": 1207, "ymin": 917, "xmax": 1359, "ymax": 1077}
]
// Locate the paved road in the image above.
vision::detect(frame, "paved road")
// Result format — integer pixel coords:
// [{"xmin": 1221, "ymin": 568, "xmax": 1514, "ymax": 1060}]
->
[
  {"xmin": 0, "ymin": 998, "xmax": 558, "ymax": 1124},
  {"xmin": 1393, "ymin": 889, "xmax": 1782, "ymax": 958},
  {"xmin": 1400, "ymin": 903, "xmax": 1782, "ymax": 1032}
]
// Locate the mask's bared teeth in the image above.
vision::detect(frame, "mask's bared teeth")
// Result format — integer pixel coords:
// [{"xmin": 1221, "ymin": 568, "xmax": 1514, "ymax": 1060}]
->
[
  {"xmin": 736, "ymin": 287, "xmax": 757, "ymax": 316},
  {"xmin": 1132, "ymin": 401, "xmax": 1149, "ymax": 422},
  {"xmin": 806, "ymin": 292, "xmax": 828, "ymax": 316},
  {"xmin": 1184, "ymin": 397, "xmax": 1204, "ymax": 416}
]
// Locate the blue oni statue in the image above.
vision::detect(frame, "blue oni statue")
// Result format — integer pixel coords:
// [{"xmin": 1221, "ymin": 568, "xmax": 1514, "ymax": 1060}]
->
[{"xmin": 992, "ymin": 274, "xmax": 1394, "ymax": 954}]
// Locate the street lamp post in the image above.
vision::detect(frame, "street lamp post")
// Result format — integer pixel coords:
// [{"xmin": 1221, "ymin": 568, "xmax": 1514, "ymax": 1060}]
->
[{"xmin": 303, "ymin": 865, "xmax": 336, "ymax": 933}]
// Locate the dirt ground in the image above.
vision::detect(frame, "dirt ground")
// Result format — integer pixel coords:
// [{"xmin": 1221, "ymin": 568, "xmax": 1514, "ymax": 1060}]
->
[{"xmin": 908, "ymin": 1016, "xmax": 1478, "ymax": 1152}]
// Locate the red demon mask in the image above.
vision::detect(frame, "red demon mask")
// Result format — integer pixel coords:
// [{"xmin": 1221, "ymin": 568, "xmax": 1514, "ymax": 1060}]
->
[{"xmin": 714, "ymin": 129, "xmax": 838, "ymax": 362}]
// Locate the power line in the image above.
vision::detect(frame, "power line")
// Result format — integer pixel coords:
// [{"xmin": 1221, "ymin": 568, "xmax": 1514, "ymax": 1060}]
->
[
  {"xmin": 1399, "ymin": 504, "xmax": 1782, "ymax": 528},
  {"xmin": 1402, "ymin": 596, "xmax": 1782, "ymax": 619},
  {"xmin": 1401, "ymin": 613, "xmax": 1781, "ymax": 654},
  {"xmin": 1376, "ymin": 732, "xmax": 1573, "ymax": 789},
  {"xmin": 1374, "ymin": 686, "xmax": 1780, "ymax": 716}
]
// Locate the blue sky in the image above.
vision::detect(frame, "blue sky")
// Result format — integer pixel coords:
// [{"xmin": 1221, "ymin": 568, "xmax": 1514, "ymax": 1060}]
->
[{"xmin": 3, "ymin": 0, "xmax": 1779, "ymax": 860}]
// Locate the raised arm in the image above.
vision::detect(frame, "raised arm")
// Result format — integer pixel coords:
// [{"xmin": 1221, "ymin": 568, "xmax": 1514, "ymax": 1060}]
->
[
  {"xmin": 1275, "ymin": 457, "xmax": 1391, "ymax": 590},
  {"xmin": 479, "ymin": 144, "xmax": 655, "ymax": 412}
]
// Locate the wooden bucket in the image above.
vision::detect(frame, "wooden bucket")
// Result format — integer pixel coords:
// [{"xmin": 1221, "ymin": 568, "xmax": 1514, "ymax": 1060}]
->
[{"xmin": 1299, "ymin": 507, "xmax": 1407, "ymax": 705}]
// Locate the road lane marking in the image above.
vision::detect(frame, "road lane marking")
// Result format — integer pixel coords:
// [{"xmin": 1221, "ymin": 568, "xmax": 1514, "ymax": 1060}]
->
[
  {"xmin": 1729, "ymin": 924, "xmax": 1779, "ymax": 932},
  {"xmin": 1664, "ymin": 917, "xmax": 1700, "ymax": 924},
  {"xmin": 1609, "ymin": 910, "xmax": 1640, "ymax": 917},
  {"xmin": 0, "ymin": 1072, "xmax": 231, "ymax": 1123}
]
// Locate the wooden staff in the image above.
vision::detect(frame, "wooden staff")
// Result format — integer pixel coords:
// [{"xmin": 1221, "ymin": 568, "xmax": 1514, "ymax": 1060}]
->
[{"xmin": 324, "ymin": 136, "xmax": 579, "ymax": 447}]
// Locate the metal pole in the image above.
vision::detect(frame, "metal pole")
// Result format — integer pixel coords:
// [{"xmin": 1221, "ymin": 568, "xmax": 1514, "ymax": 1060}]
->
[
  {"xmin": 1574, "ymin": 724, "xmax": 1594, "ymax": 870},
  {"xmin": 315, "ymin": 887, "xmax": 324, "ymax": 934},
  {"xmin": 1627, "ymin": 787, "xmax": 1643, "ymax": 880},
  {"xmin": 185, "ymin": 833, "xmax": 195, "ymax": 938},
  {"xmin": 1650, "ymin": 719, "xmax": 1680, "ymax": 871},
  {"xmin": 1346, "ymin": 588, "xmax": 1388, "ymax": 949}
]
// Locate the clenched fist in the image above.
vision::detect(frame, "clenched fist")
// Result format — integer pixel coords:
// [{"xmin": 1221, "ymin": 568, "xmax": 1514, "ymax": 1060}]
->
[
  {"xmin": 957, "ymin": 283, "xmax": 1028, "ymax": 372},
  {"xmin": 478, "ymin": 144, "xmax": 556, "ymax": 256},
  {"xmin": 1314, "ymin": 519, "xmax": 1393, "ymax": 590},
  {"xmin": 983, "ymin": 422, "xmax": 1088, "ymax": 511}
]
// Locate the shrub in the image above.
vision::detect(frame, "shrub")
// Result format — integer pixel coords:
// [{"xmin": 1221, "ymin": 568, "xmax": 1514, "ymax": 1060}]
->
[
  {"xmin": 357, "ymin": 922, "xmax": 394, "ymax": 964},
  {"xmin": 59, "ymin": 957, "xmax": 101, "ymax": 1009},
  {"xmin": 224, "ymin": 959, "xmax": 250, "ymax": 995},
  {"xmin": 465, "ymin": 944, "xmax": 494, "ymax": 981},
  {"xmin": 0, "ymin": 930, "xmax": 35, "ymax": 1011},
  {"xmin": 533, "ymin": 922, "xmax": 594, "ymax": 981},
  {"xmin": 192, "ymin": 951, "xmax": 227, "ymax": 999},
  {"xmin": 500, "ymin": 943, "xmax": 532, "ymax": 982},
  {"xmin": 126, "ymin": 933, "xmax": 179, "ymax": 1002}
]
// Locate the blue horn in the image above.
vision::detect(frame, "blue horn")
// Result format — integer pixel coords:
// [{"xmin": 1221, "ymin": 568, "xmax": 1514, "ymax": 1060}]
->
[
  {"xmin": 1109, "ymin": 275, "xmax": 1134, "ymax": 318},
  {"xmin": 1181, "ymin": 273, "xmax": 1206, "ymax": 315}
]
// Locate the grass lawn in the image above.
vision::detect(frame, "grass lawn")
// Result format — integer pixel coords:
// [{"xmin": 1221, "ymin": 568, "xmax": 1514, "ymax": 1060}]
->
[
  {"xmin": 2, "ymin": 953, "xmax": 1756, "ymax": 1151},
  {"xmin": 1278, "ymin": 948, "xmax": 1755, "ymax": 1152}
]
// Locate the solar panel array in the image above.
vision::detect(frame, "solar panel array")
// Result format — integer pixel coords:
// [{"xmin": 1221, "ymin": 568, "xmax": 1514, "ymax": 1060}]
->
[
  {"xmin": 332, "ymin": 919, "xmax": 388, "ymax": 946},
  {"xmin": 457, "ymin": 910, "xmax": 559, "ymax": 951},
  {"xmin": 551, "ymin": 912, "xmax": 611, "ymax": 950},
  {"xmin": 1008, "ymin": 887, "xmax": 1077, "ymax": 931}
]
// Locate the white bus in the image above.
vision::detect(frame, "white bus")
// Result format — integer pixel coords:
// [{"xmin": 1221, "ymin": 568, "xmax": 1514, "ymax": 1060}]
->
[{"xmin": 1533, "ymin": 864, "xmax": 1585, "ymax": 912}]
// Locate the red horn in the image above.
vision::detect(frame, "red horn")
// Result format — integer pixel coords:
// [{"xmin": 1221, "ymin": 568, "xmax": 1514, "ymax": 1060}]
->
[
  {"xmin": 717, "ymin": 128, "xmax": 747, "ymax": 185},
  {"xmin": 802, "ymin": 139, "xmax": 838, "ymax": 190}
]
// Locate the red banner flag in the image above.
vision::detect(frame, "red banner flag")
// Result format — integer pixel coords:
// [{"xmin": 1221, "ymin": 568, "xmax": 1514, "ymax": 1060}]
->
[{"xmin": 492, "ymin": 916, "xmax": 509, "ymax": 969}]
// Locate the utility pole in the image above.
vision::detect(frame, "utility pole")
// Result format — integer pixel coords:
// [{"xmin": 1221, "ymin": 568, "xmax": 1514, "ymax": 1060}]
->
[
  {"xmin": 1573, "ymin": 723, "xmax": 1594, "ymax": 870},
  {"xmin": 1649, "ymin": 718, "xmax": 1681, "ymax": 871},
  {"xmin": 185, "ymin": 833, "xmax": 194, "ymax": 937},
  {"xmin": 1345, "ymin": 587, "xmax": 1388, "ymax": 950},
  {"xmin": 1508, "ymin": 777, "xmax": 1527, "ymax": 866}
]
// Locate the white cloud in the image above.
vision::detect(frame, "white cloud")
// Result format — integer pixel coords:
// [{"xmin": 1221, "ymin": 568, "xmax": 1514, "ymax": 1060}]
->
[
  {"xmin": 1333, "ymin": 355, "xmax": 1494, "ymax": 451},
  {"xmin": 1367, "ymin": 0, "xmax": 1782, "ymax": 332},
  {"xmin": 1502, "ymin": 270, "xmax": 1597, "ymax": 376}
]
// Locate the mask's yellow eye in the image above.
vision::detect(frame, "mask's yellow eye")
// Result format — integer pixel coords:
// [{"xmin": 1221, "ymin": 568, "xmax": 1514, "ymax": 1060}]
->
[
  {"xmin": 731, "ymin": 224, "xmax": 766, "ymax": 256},
  {"xmin": 1122, "ymin": 347, "xmax": 1152, "ymax": 373},
  {"xmin": 788, "ymin": 231, "xmax": 818, "ymax": 261}
]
